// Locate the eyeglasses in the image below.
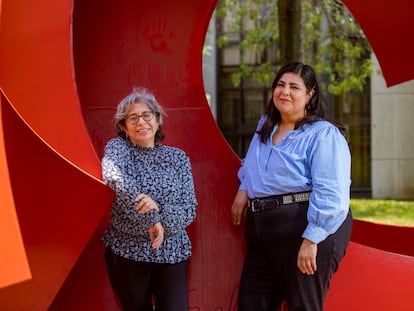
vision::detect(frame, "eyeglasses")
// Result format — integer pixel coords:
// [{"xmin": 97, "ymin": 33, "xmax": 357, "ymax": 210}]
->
[{"xmin": 125, "ymin": 111, "xmax": 155, "ymax": 124}]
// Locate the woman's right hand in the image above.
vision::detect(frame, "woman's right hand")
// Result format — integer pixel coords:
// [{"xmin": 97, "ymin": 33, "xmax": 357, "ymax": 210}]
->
[
  {"xmin": 231, "ymin": 190, "xmax": 248, "ymax": 226},
  {"xmin": 148, "ymin": 222, "xmax": 164, "ymax": 249},
  {"xmin": 135, "ymin": 194, "xmax": 159, "ymax": 214}
]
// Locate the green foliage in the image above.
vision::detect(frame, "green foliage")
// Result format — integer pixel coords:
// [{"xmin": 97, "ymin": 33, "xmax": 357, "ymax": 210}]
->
[
  {"xmin": 215, "ymin": 0, "xmax": 373, "ymax": 95},
  {"xmin": 202, "ymin": 44, "xmax": 214, "ymax": 56},
  {"xmin": 215, "ymin": 0, "xmax": 279, "ymax": 87},
  {"xmin": 313, "ymin": 0, "xmax": 373, "ymax": 94},
  {"xmin": 351, "ymin": 199, "xmax": 414, "ymax": 226}
]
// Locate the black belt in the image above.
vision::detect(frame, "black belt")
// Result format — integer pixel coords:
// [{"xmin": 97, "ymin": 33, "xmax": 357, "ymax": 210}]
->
[{"xmin": 249, "ymin": 191, "xmax": 311, "ymax": 212}]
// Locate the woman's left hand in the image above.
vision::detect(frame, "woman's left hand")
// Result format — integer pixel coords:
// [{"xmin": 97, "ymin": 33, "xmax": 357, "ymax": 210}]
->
[
  {"xmin": 135, "ymin": 194, "xmax": 160, "ymax": 214},
  {"xmin": 297, "ymin": 238, "xmax": 318, "ymax": 275},
  {"xmin": 149, "ymin": 222, "xmax": 164, "ymax": 249}
]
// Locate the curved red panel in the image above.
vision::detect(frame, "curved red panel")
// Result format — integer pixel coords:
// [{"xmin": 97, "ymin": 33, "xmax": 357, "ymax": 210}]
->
[
  {"xmin": 326, "ymin": 242, "xmax": 414, "ymax": 310},
  {"xmin": 0, "ymin": 88, "xmax": 114, "ymax": 310},
  {"xmin": 64, "ymin": 1, "xmax": 246, "ymax": 309},
  {"xmin": 351, "ymin": 219, "xmax": 414, "ymax": 257},
  {"xmin": 0, "ymin": 0, "xmax": 414, "ymax": 310},
  {"xmin": 0, "ymin": 92, "xmax": 31, "ymax": 288},
  {"xmin": 0, "ymin": 0, "xmax": 102, "ymax": 178},
  {"xmin": 342, "ymin": 0, "xmax": 414, "ymax": 86}
]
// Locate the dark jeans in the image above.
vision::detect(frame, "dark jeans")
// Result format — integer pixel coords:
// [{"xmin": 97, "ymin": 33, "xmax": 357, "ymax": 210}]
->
[
  {"xmin": 105, "ymin": 248, "xmax": 189, "ymax": 311},
  {"xmin": 238, "ymin": 201, "xmax": 352, "ymax": 311}
]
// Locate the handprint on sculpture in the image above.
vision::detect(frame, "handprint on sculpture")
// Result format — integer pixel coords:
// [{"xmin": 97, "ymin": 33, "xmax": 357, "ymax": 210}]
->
[{"xmin": 142, "ymin": 19, "xmax": 174, "ymax": 55}]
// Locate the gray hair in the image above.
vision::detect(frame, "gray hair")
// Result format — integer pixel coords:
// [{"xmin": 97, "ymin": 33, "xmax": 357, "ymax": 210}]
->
[{"xmin": 113, "ymin": 87, "xmax": 166, "ymax": 142}]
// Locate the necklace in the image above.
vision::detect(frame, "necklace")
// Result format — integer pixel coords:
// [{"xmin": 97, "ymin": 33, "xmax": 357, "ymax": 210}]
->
[{"xmin": 141, "ymin": 158, "xmax": 154, "ymax": 170}]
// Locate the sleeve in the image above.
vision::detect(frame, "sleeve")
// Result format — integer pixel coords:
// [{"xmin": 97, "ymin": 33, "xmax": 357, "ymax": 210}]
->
[
  {"xmin": 159, "ymin": 151, "xmax": 197, "ymax": 236},
  {"xmin": 302, "ymin": 126, "xmax": 351, "ymax": 244},
  {"xmin": 238, "ymin": 115, "xmax": 267, "ymax": 192},
  {"xmin": 101, "ymin": 139, "xmax": 161, "ymax": 234},
  {"xmin": 238, "ymin": 163, "xmax": 247, "ymax": 191},
  {"xmin": 102, "ymin": 139, "xmax": 123, "ymax": 190}
]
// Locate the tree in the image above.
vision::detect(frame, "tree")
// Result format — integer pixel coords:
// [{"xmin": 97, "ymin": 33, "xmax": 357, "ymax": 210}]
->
[
  {"xmin": 215, "ymin": 0, "xmax": 373, "ymax": 95},
  {"xmin": 278, "ymin": 0, "xmax": 303, "ymax": 64}
]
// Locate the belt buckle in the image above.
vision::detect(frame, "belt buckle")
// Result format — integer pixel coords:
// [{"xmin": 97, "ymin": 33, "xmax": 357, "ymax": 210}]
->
[
  {"xmin": 251, "ymin": 198, "xmax": 279, "ymax": 212},
  {"xmin": 251, "ymin": 199, "xmax": 262, "ymax": 212}
]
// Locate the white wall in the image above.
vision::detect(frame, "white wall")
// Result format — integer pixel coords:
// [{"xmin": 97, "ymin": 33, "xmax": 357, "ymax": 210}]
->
[
  {"xmin": 371, "ymin": 54, "xmax": 414, "ymax": 199},
  {"xmin": 202, "ymin": 14, "xmax": 217, "ymax": 119}
]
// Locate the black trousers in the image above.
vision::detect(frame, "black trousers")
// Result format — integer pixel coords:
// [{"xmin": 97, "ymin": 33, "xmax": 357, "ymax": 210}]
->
[
  {"xmin": 104, "ymin": 248, "xmax": 189, "ymax": 311},
  {"xmin": 238, "ymin": 201, "xmax": 352, "ymax": 311}
]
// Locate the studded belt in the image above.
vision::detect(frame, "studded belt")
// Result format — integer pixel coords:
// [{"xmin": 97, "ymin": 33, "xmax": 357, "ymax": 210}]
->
[{"xmin": 249, "ymin": 191, "xmax": 311, "ymax": 212}]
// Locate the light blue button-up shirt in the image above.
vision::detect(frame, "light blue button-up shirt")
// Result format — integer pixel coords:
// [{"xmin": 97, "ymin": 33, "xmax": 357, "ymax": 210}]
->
[{"xmin": 238, "ymin": 116, "xmax": 351, "ymax": 244}]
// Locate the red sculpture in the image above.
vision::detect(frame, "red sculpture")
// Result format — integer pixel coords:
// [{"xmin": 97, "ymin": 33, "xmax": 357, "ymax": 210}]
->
[{"xmin": 1, "ymin": 0, "xmax": 413, "ymax": 310}]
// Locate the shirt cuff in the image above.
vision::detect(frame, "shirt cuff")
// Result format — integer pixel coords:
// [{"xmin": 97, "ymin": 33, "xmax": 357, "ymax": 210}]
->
[
  {"xmin": 302, "ymin": 223, "xmax": 329, "ymax": 244},
  {"xmin": 148, "ymin": 210, "xmax": 161, "ymax": 228}
]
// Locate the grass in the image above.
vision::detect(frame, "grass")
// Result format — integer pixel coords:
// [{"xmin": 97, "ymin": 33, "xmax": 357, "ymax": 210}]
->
[{"xmin": 350, "ymin": 199, "xmax": 414, "ymax": 227}]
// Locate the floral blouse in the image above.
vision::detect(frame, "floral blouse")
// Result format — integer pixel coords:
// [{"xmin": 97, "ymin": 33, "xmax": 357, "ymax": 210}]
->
[{"xmin": 101, "ymin": 137, "xmax": 197, "ymax": 263}]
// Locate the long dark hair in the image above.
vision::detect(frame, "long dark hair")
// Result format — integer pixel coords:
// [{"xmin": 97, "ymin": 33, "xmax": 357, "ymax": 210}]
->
[{"xmin": 257, "ymin": 62, "xmax": 348, "ymax": 143}]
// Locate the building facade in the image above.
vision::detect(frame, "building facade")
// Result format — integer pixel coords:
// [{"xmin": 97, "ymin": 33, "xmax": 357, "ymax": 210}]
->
[{"xmin": 371, "ymin": 55, "xmax": 414, "ymax": 199}]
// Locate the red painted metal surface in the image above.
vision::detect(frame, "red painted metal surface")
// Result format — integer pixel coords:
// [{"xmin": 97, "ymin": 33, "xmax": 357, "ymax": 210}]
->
[
  {"xmin": 342, "ymin": 0, "xmax": 414, "ymax": 87},
  {"xmin": 0, "ymin": 92, "xmax": 31, "ymax": 288},
  {"xmin": 326, "ymin": 242, "xmax": 414, "ymax": 310},
  {"xmin": 1, "ymin": 0, "xmax": 414, "ymax": 310},
  {"xmin": 351, "ymin": 219, "xmax": 414, "ymax": 257},
  {"xmin": 0, "ymin": 94, "xmax": 114, "ymax": 310}
]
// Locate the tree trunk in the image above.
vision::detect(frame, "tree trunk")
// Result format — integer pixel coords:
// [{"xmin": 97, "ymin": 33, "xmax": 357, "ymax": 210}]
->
[{"xmin": 278, "ymin": 0, "xmax": 303, "ymax": 65}]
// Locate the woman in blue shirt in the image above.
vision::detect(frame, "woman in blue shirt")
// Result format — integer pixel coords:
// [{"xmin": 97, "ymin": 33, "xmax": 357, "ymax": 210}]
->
[{"xmin": 231, "ymin": 62, "xmax": 352, "ymax": 311}]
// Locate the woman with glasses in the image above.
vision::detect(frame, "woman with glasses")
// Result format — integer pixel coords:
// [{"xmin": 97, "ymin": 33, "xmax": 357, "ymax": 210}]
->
[
  {"xmin": 101, "ymin": 87, "xmax": 198, "ymax": 311},
  {"xmin": 231, "ymin": 63, "xmax": 352, "ymax": 311}
]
